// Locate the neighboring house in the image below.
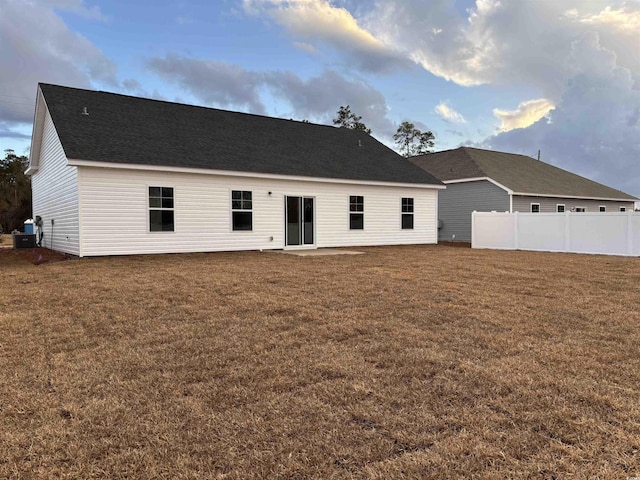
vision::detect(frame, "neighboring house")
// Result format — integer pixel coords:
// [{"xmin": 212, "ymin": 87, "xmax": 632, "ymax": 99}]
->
[
  {"xmin": 27, "ymin": 84, "xmax": 444, "ymax": 257},
  {"xmin": 411, "ymin": 147, "xmax": 637, "ymax": 242}
]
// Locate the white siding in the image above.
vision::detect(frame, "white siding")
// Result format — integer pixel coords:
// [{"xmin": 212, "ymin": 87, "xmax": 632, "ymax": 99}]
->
[
  {"xmin": 78, "ymin": 166, "xmax": 438, "ymax": 256},
  {"xmin": 30, "ymin": 110, "xmax": 80, "ymax": 255}
]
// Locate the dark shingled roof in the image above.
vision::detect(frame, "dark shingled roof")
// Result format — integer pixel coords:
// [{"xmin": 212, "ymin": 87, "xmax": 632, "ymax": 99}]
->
[
  {"xmin": 411, "ymin": 147, "xmax": 637, "ymax": 200},
  {"xmin": 39, "ymin": 83, "xmax": 442, "ymax": 186}
]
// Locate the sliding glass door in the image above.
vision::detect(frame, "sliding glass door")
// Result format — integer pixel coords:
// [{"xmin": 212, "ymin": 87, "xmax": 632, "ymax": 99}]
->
[{"xmin": 286, "ymin": 196, "xmax": 314, "ymax": 246}]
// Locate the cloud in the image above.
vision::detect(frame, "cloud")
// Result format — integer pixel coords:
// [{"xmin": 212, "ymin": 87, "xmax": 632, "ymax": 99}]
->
[
  {"xmin": 147, "ymin": 54, "xmax": 266, "ymax": 114},
  {"xmin": 122, "ymin": 78, "xmax": 143, "ymax": 93},
  {"xmin": 484, "ymin": 34, "xmax": 640, "ymax": 198},
  {"xmin": 493, "ymin": 98, "xmax": 555, "ymax": 132},
  {"xmin": 242, "ymin": 0, "xmax": 413, "ymax": 73},
  {"xmin": 0, "ymin": 122, "xmax": 31, "ymax": 140},
  {"xmin": 292, "ymin": 41, "xmax": 317, "ymax": 54},
  {"xmin": 359, "ymin": 0, "xmax": 492, "ymax": 86},
  {"xmin": 145, "ymin": 54, "xmax": 395, "ymax": 136},
  {"xmin": 572, "ymin": 5, "xmax": 640, "ymax": 32},
  {"xmin": 435, "ymin": 102, "xmax": 466, "ymax": 124},
  {"xmin": 264, "ymin": 68, "xmax": 395, "ymax": 135},
  {"xmin": 351, "ymin": 1, "xmax": 638, "ymax": 196},
  {"xmin": 40, "ymin": 0, "xmax": 108, "ymax": 21},
  {"xmin": 361, "ymin": 0, "xmax": 640, "ymax": 95},
  {"xmin": 446, "ymin": 129, "xmax": 464, "ymax": 137},
  {"xmin": 0, "ymin": 0, "xmax": 117, "ymax": 125}
]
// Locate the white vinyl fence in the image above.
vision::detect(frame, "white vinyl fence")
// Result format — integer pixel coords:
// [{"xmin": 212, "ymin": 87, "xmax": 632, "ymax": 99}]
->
[{"xmin": 472, "ymin": 211, "xmax": 640, "ymax": 256}]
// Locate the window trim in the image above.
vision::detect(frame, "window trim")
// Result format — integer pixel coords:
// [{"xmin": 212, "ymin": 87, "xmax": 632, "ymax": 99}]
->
[
  {"xmin": 231, "ymin": 189, "xmax": 253, "ymax": 232},
  {"xmin": 556, "ymin": 204, "xmax": 565, "ymax": 213},
  {"xmin": 620, "ymin": 206, "xmax": 627, "ymax": 212},
  {"xmin": 575, "ymin": 206, "xmax": 586, "ymax": 212},
  {"xmin": 349, "ymin": 195, "xmax": 364, "ymax": 230},
  {"xmin": 401, "ymin": 197, "xmax": 414, "ymax": 230},
  {"xmin": 530, "ymin": 203, "xmax": 540, "ymax": 213},
  {"xmin": 148, "ymin": 185, "xmax": 175, "ymax": 233},
  {"xmin": 599, "ymin": 205, "xmax": 606, "ymax": 212}
]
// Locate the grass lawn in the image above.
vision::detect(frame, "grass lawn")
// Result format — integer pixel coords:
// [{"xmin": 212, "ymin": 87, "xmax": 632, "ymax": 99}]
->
[
  {"xmin": 1, "ymin": 245, "xmax": 639, "ymax": 479},
  {"xmin": 0, "ymin": 234, "xmax": 12, "ymax": 247}
]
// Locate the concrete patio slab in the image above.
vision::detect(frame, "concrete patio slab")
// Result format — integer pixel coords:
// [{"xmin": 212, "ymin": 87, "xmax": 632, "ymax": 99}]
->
[{"xmin": 270, "ymin": 248, "xmax": 365, "ymax": 257}]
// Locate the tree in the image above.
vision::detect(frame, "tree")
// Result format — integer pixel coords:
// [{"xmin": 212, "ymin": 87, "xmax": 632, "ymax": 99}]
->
[
  {"xmin": 332, "ymin": 105, "xmax": 372, "ymax": 134},
  {"xmin": 0, "ymin": 149, "xmax": 31, "ymax": 233},
  {"xmin": 393, "ymin": 121, "xmax": 435, "ymax": 157}
]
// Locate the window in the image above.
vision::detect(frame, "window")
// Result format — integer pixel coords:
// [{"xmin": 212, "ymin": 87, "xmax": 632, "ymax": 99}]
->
[
  {"xmin": 402, "ymin": 197, "xmax": 414, "ymax": 229},
  {"xmin": 531, "ymin": 203, "xmax": 540, "ymax": 213},
  {"xmin": 575, "ymin": 207, "xmax": 586, "ymax": 212},
  {"xmin": 231, "ymin": 190, "xmax": 252, "ymax": 231},
  {"xmin": 149, "ymin": 186, "xmax": 174, "ymax": 232},
  {"xmin": 620, "ymin": 207, "xmax": 627, "ymax": 212},
  {"xmin": 349, "ymin": 196, "xmax": 364, "ymax": 230},
  {"xmin": 599, "ymin": 206, "xmax": 606, "ymax": 212},
  {"xmin": 556, "ymin": 204, "xmax": 565, "ymax": 213}
]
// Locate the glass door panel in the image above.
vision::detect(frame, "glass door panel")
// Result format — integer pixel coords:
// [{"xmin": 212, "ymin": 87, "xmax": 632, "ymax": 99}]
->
[
  {"xmin": 286, "ymin": 196, "xmax": 301, "ymax": 246},
  {"xmin": 303, "ymin": 197, "xmax": 314, "ymax": 245}
]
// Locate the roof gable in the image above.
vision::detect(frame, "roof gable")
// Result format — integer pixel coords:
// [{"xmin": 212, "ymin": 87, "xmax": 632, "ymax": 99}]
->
[
  {"xmin": 38, "ymin": 83, "xmax": 442, "ymax": 186},
  {"xmin": 411, "ymin": 147, "xmax": 637, "ymax": 201}
]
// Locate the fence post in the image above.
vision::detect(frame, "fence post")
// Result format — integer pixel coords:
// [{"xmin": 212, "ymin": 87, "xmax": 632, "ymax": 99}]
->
[
  {"xmin": 471, "ymin": 211, "xmax": 476, "ymax": 248},
  {"xmin": 513, "ymin": 211, "xmax": 519, "ymax": 250},
  {"xmin": 565, "ymin": 211, "xmax": 571, "ymax": 252},
  {"xmin": 628, "ymin": 210, "xmax": 633, "ymax": 256}
]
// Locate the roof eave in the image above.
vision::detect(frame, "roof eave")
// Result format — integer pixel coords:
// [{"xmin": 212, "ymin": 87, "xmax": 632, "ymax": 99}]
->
[
  {"xmin": 442, "ymin": 177, "xmax": 513, "ymax": 194},
  {"xmin": 512, "ymin": 192, "xmax": 638, "ymax": 202},
  {"xmin": 67, "ymin": 158, "xmax": 447, "ymax": 189},
  {"xmin": 26, "ymin": 86, "xmax": 46, "ymax": 175},
  {"xmin": 440, "ymin": 177, "xmax": 636, "ymax": 202}
]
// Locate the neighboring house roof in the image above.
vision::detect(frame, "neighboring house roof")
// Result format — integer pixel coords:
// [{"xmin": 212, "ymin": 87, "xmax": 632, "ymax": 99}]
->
[
  {"xmin": 36, "ymin": 83, "xmax": 443, "ymax": 186},
  {"xmin": 411, "ymin": 147, "xmax": 637, "ymax": 201}
]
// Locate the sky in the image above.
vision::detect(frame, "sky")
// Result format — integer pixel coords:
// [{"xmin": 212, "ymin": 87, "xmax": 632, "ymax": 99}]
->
[{"xmin": 0, "ymin": 0, "xmax": 639, "ymax": 200}]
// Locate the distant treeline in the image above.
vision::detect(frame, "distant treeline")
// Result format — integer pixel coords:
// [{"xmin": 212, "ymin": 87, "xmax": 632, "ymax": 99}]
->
[{"xmin": 0, "ymin": 149, "xmax": 31, "ymax": 233}]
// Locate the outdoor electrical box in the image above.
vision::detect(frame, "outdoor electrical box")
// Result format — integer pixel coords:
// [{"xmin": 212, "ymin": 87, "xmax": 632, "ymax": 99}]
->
[{"xmin": 13, "ymin": 233, "xmax": 36, "ymax": 249}]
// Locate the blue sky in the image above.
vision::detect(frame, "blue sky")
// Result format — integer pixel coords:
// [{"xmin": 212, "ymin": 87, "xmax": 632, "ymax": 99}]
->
[{"xmin": 1, "ymin": 0, "xmax": 639, "ymax": 199}]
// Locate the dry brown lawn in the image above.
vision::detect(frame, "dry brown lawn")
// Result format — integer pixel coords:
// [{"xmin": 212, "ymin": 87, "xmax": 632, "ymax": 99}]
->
[
  {"xmin": 0, "ymin": 234, "xmax": 13, "ymax": 247},
  {"xmin": 1, "ymin": 245, "xmax": 639, "ymax": 479}
]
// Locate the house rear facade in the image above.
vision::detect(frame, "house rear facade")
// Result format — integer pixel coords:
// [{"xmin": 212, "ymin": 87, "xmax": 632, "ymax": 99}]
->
[
  {"xmin": 27, "ymin": 84, "xmax": 444, "ymax": 256},
  {"xmin": 411, "ymin": 147, "xmax": 637, "ymax": 242}
]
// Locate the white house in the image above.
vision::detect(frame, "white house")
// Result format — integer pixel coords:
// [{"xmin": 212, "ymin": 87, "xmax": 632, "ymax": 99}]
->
[
  {"xmin": 411, "ymin": 147, "xmax": 638, "ymax": 242},
  {"xmin": 27, "ymin": 84, "xmax": 445, "ymax": 257}
]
